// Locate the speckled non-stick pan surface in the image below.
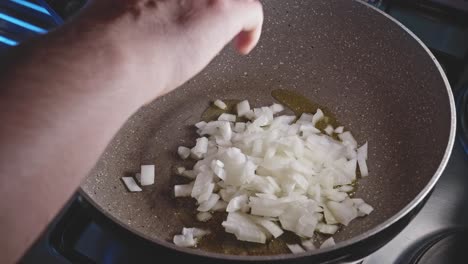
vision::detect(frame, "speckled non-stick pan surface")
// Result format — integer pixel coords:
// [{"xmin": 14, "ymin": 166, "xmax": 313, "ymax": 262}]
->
[{"xmin": 80, "ymin": 0, "xmax": 455, "ymax": 261}]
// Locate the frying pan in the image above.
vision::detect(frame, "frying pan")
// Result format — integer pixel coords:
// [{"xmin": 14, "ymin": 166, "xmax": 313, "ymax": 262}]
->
[{"xmin": 80, "ymin": 0, "xmax": 456, "ymax": 262}]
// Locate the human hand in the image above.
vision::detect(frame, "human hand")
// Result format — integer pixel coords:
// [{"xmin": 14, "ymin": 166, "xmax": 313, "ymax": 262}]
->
[{"xmin": 79, "ymin": 0, "xmax": 264, "ymax": 102}]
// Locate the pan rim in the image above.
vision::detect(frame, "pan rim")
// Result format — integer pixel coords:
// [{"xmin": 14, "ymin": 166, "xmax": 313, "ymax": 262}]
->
[{"xmin": 79, "ymin": 0, "xmax": 457, "ymax": 260}]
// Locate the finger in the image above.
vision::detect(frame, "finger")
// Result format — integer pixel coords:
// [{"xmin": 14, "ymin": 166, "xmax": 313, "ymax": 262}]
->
[{"xmin": 231, "ymin": 0, "xmax": 263, "ymax": 54}]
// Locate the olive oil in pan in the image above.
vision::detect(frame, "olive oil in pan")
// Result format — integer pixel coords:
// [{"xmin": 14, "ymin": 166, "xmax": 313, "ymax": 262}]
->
[
  {"xmin": 175, "ymin": 90, "xmax": 359, "ymax": 255},
  {"xmin": 201, "ymin": 100, "xmax": 241, "ymax": 122}
]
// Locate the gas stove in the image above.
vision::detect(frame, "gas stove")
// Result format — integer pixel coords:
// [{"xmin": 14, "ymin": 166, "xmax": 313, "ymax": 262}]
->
[{"xmin": 1, "ymin": 0, "xmax": 467, "ymax": 263}]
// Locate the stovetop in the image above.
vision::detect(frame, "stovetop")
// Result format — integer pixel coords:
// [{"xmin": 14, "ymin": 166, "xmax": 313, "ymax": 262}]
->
[{"xmin": 1, "ymin": 0, "xmax": 467, "ymax": 263}]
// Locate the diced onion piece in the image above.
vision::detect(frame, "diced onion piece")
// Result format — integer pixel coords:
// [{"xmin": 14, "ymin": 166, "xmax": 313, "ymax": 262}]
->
[
  {"xmin": 312, "ymin": 109, "xmax": 324, "ymax": 126},
  {"xmin": 218, "ymin": 113, "xmax": 237, "ymax": 122},
  {"xmin": 212, "ymin": 200, "xmax": 228, "ymax": 211},
  {"xmin": 174, "ymin": 182, "xmax": 194, "ymax": 197},
  {"xmin": 357, "ymin": 142, "xmax": 369, "ymax": 177},
  {"xmin": 338, "ymin": 185, "xmax": 354, "ymax": 193},
  {"xmin": 174, "ymin": 227, "xmax": 210, "ymax": 247},
  {"xmin": 191, "ymin": 137, "xmax": 209, "ymax": 159},
  {"xmin": 351, "ymin": 198, "xmax": 365, "ymax": 206},
  {"xmin": 255, "ymin": 219, "xmax": 284, "ymax": 238},
  {"xmin": 183, "ymin": 227, "xmax": 210, "ymax": 238},
  {"xmin": 121, "ymin": 177, "xmax": 142, "ymax": 192},
  {"xmin": 270, "ymin": 103, "xmax": 284, "ymax": 114},
  {"xmin": 334, "ymin": 126, "xmax": 344, "ymax": 133},
  {"xmin": 324, "ymin": 125, "xmax": 334, "ymax": 135},
  {"xmin": 175, "ymin": 167, "xmax": 185, "ymax": 175},
  {"xmin": 287, "ymin": 244, "xmax": 306, "ymax": 254},
  {"xmin": 211, "ymin": 160, "xmax": 226, "ymax": 180},
  {"xmin": 327, "ymin": 201, "xmax": 358, "ymax": 226},
  {"xmin": 140, "ymin": 165, "xmax": 155, "ymax": 186},
  {"xmin": 177, "ymin": 146, "xmax": 191, "ymax": 160},
  {"xmin": 358, "ymin": 203, "xmax": 374, "ymax": 216},
  {"xmin": 301, "ymin": 239, "xmax": 316, "ymax": 251},
  {"xmin": 358, "ymin": 158, "xmax": 368, "ymax": 177},
  {"xmin": 237, "ymin": 100, "xmax": 251, "ymax": 117},
  {"xmin": 338, "ymin": 131, "xmax": 357, "ymax": 148},
  {"xmin": 214, "ymin": 99, "xmax": 227, "ymax": 110},
  {"xmin": 320, "ymin": 237, "xmax": 336, "ymax": 249},
  {"xmin": 298, "ymin": 113, "xmax": 313, "ymax": 123},
  {"xmin": 316, "ymin": 223, "xmax": 339, "ymax": 234},
  {"xmin": 323, "ymin": 206, "xmax": 339, "ymax": 225},
  {"xmin": 198, "ymin": 194, "xmax": 220, "ymax": 212},
  {"xmin": 234, "ymin": 122, "xmax": 246, "ymax": 133},
  {"xmin": 197, "ymin": 212, "xmax": 212, "ymax": 222},
  {"xmin": 358, "ymin": 142, "xmax": 368, "ymax": 159},
  {"xmin": 191, "ymin": 171, "xmax": 214, "ymax": 203},
  {"xmin": 173, "ymin": 234, "xmax": 196, "ymax": 247},
  {"xmin": 195, "ymin": 121, "xmax": 207, "ymax": 129},
  {"xmin": 181, "ymin": 170, "xmax": 196, "ymax": 179},
  {"xmin": 222, "ymin": 212, "xmax": 266, "ymax": 244},
  {"xmin": 226, "ymin": 194, "xmax": 249, "ymax": 212}
]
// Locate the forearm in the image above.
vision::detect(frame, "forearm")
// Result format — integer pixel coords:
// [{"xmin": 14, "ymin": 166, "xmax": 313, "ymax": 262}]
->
[
  {"xmin": 0, "ymin": 19, "xmax": 141, "ymax": 263},
  {"xmin": 0, "ymin": 0, "xmax": 263, "ymax": 262}
]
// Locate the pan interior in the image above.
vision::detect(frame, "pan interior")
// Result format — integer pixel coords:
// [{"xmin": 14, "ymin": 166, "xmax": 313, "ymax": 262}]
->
[{"xmin": 81, "ymin": 0, "xmax": 452, "ymax": 257}]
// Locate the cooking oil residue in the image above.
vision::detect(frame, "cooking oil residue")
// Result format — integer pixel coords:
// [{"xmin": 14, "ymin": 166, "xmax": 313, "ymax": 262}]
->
[
  {"xmin": 201, "ymin": 100, "xmax": 241, "ymax": 122},
  {"xmin": 271, "ymin": 89, "xmax": 340, "ymax": 135}
]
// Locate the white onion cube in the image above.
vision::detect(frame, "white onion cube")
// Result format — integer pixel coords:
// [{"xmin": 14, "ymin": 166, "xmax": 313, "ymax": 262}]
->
[
  {"xmin": 140, "ymin": 165, "xmax": 155, "ymax": 186},
  {"xmin": 214, "ymin": 99, "xmax": 227, "ymax": 109},
  {"xmin": 121, "ymin": 177, "xmax": 142, "ymax": 192}
]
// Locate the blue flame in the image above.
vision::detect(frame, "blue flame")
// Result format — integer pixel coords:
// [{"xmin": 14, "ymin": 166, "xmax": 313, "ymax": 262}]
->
[
  {"xmin": 0, "ymin": 35, "xmax": 18, "ymax": 46},
  {"xmin": 9, "ymin": 0, "xmax": 50, "ymax": 15},
  {"xmin": 0, "ymin": 12, "xmax": 47, "ymax": 33}
]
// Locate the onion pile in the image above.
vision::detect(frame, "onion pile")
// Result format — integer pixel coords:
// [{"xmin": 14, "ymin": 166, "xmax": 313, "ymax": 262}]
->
[{"xmin": 172, "ymin": 100, "xmax": 372, "ymax": 252}]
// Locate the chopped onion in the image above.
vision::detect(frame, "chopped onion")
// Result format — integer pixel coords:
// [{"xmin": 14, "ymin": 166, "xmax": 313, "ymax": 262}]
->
[
  {"xmin": 255, "ymin": 218, "xmax": 284, "ymax": 238},
  {"xmin": 121, "ymin": 177, "xmax": 142, "ymax": 192},
  {"xmin": 212, "ymin": 200, "xmax": 228, "ymax": 211},
  {"xmin": 334, "ymin": 126, "xmax": 344, "ymax": 133},
  {"xmin": 173, "ymin": 227, "xmax": 209, "ymax": 248},
  {"xmin": 234, "ymin": 122, "xmax": 246, "ymax": 133},
  {"xmin": 324, "ymin": 125, "xmax": 334, "ymax": 135},
  {"xmin": 181, "ymin": 169, "xmax": 196, "ymax": 179},
  {"xmin": 191, "ymin": 137, "xmax": 209, "ymax": 159},
  {"xmin": 316, "ymin": 223, "xmax": 339, "ymax": 234},
  {"xmin": 173, "ymin": 234, "xmax": 196, "ymax": 247},
  {"xmin": 270, "ymin": 103, "xmax": 284, "ymax": 114},
  {"xmin": 327, "ymin": 201, "xmax": 358, "ymax": 226},
  {"xmin": 320, "ymin": 237, "xmax": 336, "ymax": 249},
  {"xmin": 358, "ymin": 202, "xmax": 374, "ymax": 216},
  {"xmin": 195, "ymin": 121, "xmax": 207, "ymax": 129},
  {"xmin": 301, "ymin": 239, "xmax": 316, "ymax": 251},
  {"xmin": 226, "ymin": 194, "xmax": 249, "ymax": 212},
  {"xmin": 218, "ymin": 113, "xmax": 236, "ymax": 122},
  {"xmin": 174, "ymin": 182, "xmax": 194, "ymax": 197},
  {"xmin": 338, "ymin": 131, "xmax": 357, "ymax": 148},
  {"xmin": 338, "ymin": 185, "xmax": 354, "ymax": 192},
  {"xmin": 237, "ymin": 100, "xmax": 251, "ymax": 117},
  {"xmin": 214, "ymin": 99, "xmax": 227, "ymax": 110},
  {"xmin": 177, "ymin": 146, "xmax": 191, "ymax": 160},
  {"xmin": 287, "ymin": 244, "xmax": 306, "ymax": 254},
  {"xmin": 357, "ymin": 142, "xmax": 369, "ymax": 177},
  {"xmin": 171, "ymin": 101, "xmax": 372, "ymax": 250},
  {"xmin": 312, "ymin": 109, "xmax": 324, "ymax": 125},
  {"xmin": 197, "ymin": 212, "xmax": 213, "ymax": 222},
  {"xmin": 175, "ymin": 167, "xmax": 186, "ymax": 175},
  {"xmin": 140, "ymin": 165, "xmax": 155, "ymax": 186},
  {"xmin": 198, "ymin": 194, "xmax": 220, "ymax": 212}
]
